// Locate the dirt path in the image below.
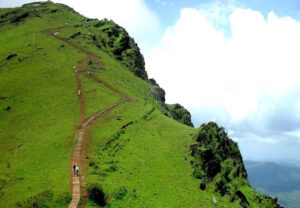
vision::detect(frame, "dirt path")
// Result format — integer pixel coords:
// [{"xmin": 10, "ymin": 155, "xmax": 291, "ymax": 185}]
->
[{"xmin": 43, "ymin": 27, "xmax": 133, "ymax": 208}]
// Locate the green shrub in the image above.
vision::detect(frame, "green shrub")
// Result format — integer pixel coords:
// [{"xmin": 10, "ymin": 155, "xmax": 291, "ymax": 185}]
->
[
  {"xmin": 105, "ymin": 165, "xmax": 117, "ymax": 172},
  {"xmin": 89, "ymin": 161, "xmax": 95, "ymax": 167},
  {"xmin": 87, "ymin": 183, "xmax": 106, "ymax": 206},
  {"xmin": 190, "ymin": 122, "xmax": 249, "ymax": 200},
  {"xmin": 167, "ymin": 103, "xmax": 194, "ymax": 127},
  {"xmin": 113, "ymin": 187, "xmax": 127, "ymax": 200}
]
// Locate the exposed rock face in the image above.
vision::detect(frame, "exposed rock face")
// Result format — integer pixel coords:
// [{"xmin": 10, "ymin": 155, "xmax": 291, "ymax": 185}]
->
[
  {"xmin": 148, "ymin": 79, "xmax": 194, "ymax": 127},
  {"xmin": 149, "ymin": 79, "xmax": 166, "ymax": 104},
  {"xmin": 148, "ymin": 78, "xmax": 168, "ymax": 111}
]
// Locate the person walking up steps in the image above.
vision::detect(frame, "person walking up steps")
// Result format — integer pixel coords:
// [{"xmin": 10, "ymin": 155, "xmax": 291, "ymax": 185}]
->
[
  {"xmin": 76, "ymin": 86, "xmax": 80, "ymax": 96},
  {"xmin": 73, "ymin": 164, "xmax": 76, "ymax": 176},
  {"xmin": 76, "ymin": 165, "xmax": 79, "ymax": 176}
]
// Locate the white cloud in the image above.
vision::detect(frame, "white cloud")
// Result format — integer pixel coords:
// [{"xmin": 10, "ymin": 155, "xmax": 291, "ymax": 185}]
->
[
  {"xmin": 145, "ymin": 4, "xmax": 300, "ymax": 160},
  {"xmin": 145, "ymin": 6, "xmax": 300, "ymax": 122},
  {"xmin": 196, "ymin": 0, "xmax": 238, "ymax": 34},
  {"xmin": 53, "ymin": 0, "xmax": 161, "ymax": 51}
]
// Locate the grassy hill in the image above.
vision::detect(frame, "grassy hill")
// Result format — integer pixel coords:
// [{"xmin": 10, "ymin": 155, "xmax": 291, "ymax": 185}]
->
[
  {"xmin": 0, "ymin": 2, "xmax": 281, "ymax": 207},
  {"xmin": 245, "ymin": 160, "xmax": 300, "ymax": 208}
]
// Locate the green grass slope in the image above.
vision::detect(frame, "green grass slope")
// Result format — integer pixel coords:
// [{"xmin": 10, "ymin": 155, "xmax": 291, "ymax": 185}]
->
[
  {"xmin": 0, "ymin": 7, "xmax": 85, "ymax": 208},
  {"xmin": 0, "ymin": 2, "xmax": 281, "ymax": 208}
]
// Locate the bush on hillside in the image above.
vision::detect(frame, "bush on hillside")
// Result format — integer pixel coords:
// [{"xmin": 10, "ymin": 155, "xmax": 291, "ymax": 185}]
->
[
  {"xmin": 113, "ymin": 187, "xmax": 128, "ymax": 200},
  {"xmin": 190, "ymin": 122, "xmax": 248, "ymax": 197},
  {"xmin": 87, "ymin": 183, "xmax": 106, "ymax": 206},
  {"xmin": 167, "ymin": 103, "xmax": 194, "ymax": 127}
]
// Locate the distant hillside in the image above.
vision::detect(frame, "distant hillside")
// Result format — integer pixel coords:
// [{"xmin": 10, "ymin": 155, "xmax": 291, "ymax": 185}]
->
[
  {"xmin": 0, "ymin": 1, "xmax": 280, "ymax": 207},
  {"xmin": 245, "ymin": 160, "xmax": 300, "ymax": 208}
]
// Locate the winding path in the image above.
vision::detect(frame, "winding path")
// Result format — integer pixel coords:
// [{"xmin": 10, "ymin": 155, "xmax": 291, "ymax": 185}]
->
[{"xmin": 43, "ymin": 27, "xmax": 133, "ymax": 208}]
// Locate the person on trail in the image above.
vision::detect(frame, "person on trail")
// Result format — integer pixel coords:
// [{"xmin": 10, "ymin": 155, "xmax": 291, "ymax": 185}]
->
[
  {"xmin": 76, "ymin": 165, "xmax": 79, "ymax": 176},
  {"xmin": 76, "ymin": 86, "xmax": 80, "ymax": 96},
  {"xmin": 73, "ymin": 65, "xmax": 76, "ymax": 72},
  {"xmin": 73, "ymin": 164, "xmax": 76, "ymax": 176}
]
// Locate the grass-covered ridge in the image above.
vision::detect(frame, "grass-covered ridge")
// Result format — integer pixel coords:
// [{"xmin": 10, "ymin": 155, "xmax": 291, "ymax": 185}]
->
[{"xmin": 0, "ymin": 1, "xmax": 281, "ymax": 207}]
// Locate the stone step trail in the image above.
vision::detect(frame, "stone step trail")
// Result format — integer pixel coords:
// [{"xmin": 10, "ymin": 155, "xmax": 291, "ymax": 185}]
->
[
  {"xmin": 42, "ymin": 26, "xmax": 133, "ymax": 208},
  {"xmin": 68, "ymin": 177, "xmax": 80, "ymax": 208},
  {"xmin": 67, "ymin": 100, "xmax": 126, "ymax": 208},
  {"xmin": 68, "ymin": 126, "xmax": 84, "ymax": 208}
]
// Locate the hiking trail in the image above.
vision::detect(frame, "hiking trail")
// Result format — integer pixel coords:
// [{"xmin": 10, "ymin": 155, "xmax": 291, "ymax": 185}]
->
[{"xmin": 43, "ymin": 27, "xmax": 133, "ymax": 208}]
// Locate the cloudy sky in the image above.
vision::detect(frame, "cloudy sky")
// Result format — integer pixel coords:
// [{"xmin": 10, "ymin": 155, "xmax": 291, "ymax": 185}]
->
[{"xmin": 2, "ymin": 0, "xmax": 300, "ymax": 163}]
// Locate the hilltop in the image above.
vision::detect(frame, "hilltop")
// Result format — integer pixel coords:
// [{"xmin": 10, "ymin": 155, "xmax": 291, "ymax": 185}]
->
[{"xmin": 0, "ymin": 2, "xmax": 281, "ymax": 207}]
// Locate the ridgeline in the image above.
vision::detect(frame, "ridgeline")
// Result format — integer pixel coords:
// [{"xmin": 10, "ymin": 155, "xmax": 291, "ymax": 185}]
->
[{"xmin": 0, "ymin": 2, "xmax": 281, "ymax": 207}]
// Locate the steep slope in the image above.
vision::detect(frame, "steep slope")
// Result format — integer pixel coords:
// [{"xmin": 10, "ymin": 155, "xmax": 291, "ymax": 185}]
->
[
  {"xmin": 0, "ymin": 2, "xmax": 280, "ymax": 208},
  {"xmin": 0, "ymin": 3, "xmax": 85, "ymax": 207}
]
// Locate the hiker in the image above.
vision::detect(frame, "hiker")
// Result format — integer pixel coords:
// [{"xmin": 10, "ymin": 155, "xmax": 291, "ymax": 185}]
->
[
  {"xmin": 73, "ymin": 65, "xmax": 76, "ymax": 72},
  {"xmin": 87, "ymin": 70, "xmax": 90, "ymax": 76},
  {"xmin": 76, "ymin": 165, "xmax": 79, "ymax": 176},
  {"xmin": 76, "ymin": 86, "xmax": 80, "ymax": 96},
  {"xmin": 73, "ymin": 164, "xmax": 76, "ymax": 176},
  {"xmin": 53, "ymin": 32, "xmax": 58, "ymax": 37}
]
